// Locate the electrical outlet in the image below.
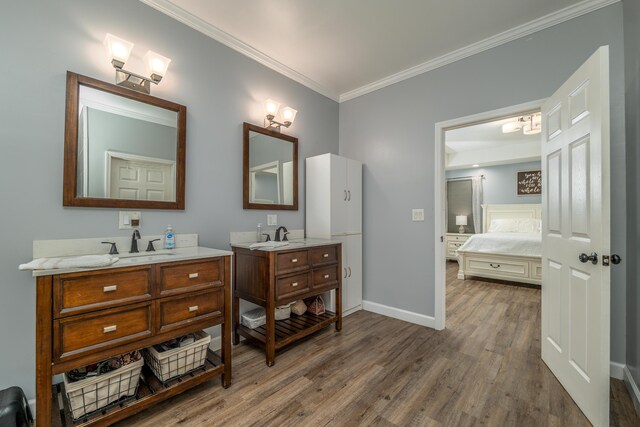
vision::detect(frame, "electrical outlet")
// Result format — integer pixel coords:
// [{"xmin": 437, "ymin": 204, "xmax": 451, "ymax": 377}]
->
[
  {"xmin": 267, "ymin": 214, "xmax": 278, "ymax": 226},
  {"xmin": 412, "ymin": 209, "xmax": 424, "ymax": 222},
  {"xmin": 119, "ymin": 211, "xmax": 141, "ymax": 229}
]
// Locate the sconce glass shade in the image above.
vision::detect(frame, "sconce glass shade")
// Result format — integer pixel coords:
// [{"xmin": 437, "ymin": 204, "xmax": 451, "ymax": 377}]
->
[
  {"xmin": 501, "ymin": 121, "xmax": 521, "ymax": 133},
  {"xmin": 104, "ymin": 33, "xmax": 134, "ymax": 68},
  {"xmin": 264, "ymin": 99, "xmax": 280, "ymax": 119},
  {"xmin": 280, "ymin": 106, "xmax": 298, "ymax": 125},
  {"xmin": 456, "ymin": 215, "xmax": 468, "ymax": 226},
  {"xmin": 144, "ymin": 50, "xmax": 171, "ymax": 82}
]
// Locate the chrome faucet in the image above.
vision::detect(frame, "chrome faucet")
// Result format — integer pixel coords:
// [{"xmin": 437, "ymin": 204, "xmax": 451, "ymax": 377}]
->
[
  {"xmin": 130, "ymin": 230, "xmax": 141, "ymax": 253},
  {"xmin": 274, "ymin": 226, "xmax": 289, "ymax": 242}
]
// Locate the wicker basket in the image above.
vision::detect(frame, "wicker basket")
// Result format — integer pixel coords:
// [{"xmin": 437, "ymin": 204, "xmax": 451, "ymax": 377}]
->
[
  {"xmin": 143, "ymin": 331, "xmax": 211, "ymax": 383},
  {"xmin": 63, "ymin": 354, "xmax": 143, "ymax": 420}
]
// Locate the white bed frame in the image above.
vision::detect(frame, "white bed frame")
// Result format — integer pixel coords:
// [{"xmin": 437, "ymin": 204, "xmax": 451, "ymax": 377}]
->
[{"xmin": 456, "ymin": 204, "xmax": 542, "ymax": 286}]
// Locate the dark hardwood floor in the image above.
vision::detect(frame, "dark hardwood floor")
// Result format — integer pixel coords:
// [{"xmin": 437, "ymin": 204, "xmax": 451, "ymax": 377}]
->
[{"xmin": 118, "ymin": 261, "xmax": 639, "ymax": 426}]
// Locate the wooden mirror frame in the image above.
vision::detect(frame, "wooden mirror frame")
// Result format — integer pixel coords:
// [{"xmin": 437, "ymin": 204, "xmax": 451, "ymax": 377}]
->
[
  {"xmin": 63, "ymin": 71, "xmax": 187, "ymax": 209},
  {"xmin": 243, "ymin": 122, "xmax": 298, "ymax": 210}
]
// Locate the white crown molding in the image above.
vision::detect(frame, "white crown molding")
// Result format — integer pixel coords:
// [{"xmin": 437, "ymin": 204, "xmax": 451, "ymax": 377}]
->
[
  {"xmin": 139, "ymin": 0, "xmax": 340, "ymax": 102},
  {"xmin": 339, "ymin": 0, "xmax": 620, "ymax": 102}
]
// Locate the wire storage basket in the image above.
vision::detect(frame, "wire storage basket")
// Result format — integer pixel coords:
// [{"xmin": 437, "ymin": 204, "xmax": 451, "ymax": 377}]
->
[
  {"xmin": 143, "ymin": 331, "xmax": 211, "ymax": 384},
  {"xmin": 63, "ymin": 351, "xmax": 143, "ymax": 420}
]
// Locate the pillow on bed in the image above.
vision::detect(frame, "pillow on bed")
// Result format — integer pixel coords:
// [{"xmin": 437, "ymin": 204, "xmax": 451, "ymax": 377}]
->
[{"xmin": 488, "ymin": 218, "xmax": 541, "ymax": 233}]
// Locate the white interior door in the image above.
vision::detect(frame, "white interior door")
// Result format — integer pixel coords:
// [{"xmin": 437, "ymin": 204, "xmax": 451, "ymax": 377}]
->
[
  {"xmin": 330, "ymin": 155, "xmax": 348, "ymax": 235},
  {"xmin": 541, "ymin": 46, "xmax": 610, "ymax": 427},
  {"xmin": 109, "ymin": 157, "xmax": 175, "ymax": 201},
  {"xmin": 346, "ymin": 159, "xmax": 362, "ymax": 234}
]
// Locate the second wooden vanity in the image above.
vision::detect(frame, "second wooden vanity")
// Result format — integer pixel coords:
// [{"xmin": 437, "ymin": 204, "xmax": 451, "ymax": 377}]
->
[{"xmin": 232, "ymin": 240, "xmax": 342, "ymax": 366}]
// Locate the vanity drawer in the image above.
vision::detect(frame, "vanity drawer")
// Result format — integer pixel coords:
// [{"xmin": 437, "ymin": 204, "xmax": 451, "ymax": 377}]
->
[
  {"xmin": 158, "ymin": 258, "xmax": 223, "ymax": 297},
  {"xmin": 312, "ymin": 265, "xmax": 339, "ymax": 289},
  {"xmin": 156, "ymin": 288, "xmax": 224, "ymax": 333},
  {"xmin": 276, "ymin": 272, "xmax": 311, "ymax": 301},
  {"xmin": 54, "ymin": 267, "xmax": 152, "ymax": 318},
  {"xmin": 276, "ymin": 250, "xmax": 309, "ymax": 275},
  {"xmin": 309, "ymin": 245, "xmax": 338, "ymax": 267},
  {"xmin": 54, "ymin": 302, "xmax": 152, "ymax": 360}
]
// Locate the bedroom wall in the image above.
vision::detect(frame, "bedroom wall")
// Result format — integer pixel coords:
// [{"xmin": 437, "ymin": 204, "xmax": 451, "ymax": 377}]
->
[
  {"xmin": 446, "ymin": 161, "xmax": 542, "ymax": 205},
  {"xmin": 623, "ymin": 0, "xmax": 640, "ymax": 398},
  {"xmin": 0, "ymin": 0, "xmax": 339, "ymax": 401},
  {"xmin": 339, "ymin": 4, "xmax": 627, "ymax": 364}
]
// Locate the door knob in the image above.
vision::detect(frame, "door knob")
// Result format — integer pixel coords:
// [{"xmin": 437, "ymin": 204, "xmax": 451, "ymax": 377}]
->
[
  {"xmin": 578, "ymin": 252, "xmax": 598, "ymax": 264},
  {"xmin": 611, "ymin": 254, "xmax": 622, "ymax": 264}
]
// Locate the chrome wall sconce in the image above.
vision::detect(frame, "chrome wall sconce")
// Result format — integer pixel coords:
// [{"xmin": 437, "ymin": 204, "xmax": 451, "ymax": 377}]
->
[
  {"xmin": 263, "ymin": 98, "xmax": 298, "ymax": 131},
  {"xmin": 104, "ymin": 33, "xmax": 171, "ymax": 94}
]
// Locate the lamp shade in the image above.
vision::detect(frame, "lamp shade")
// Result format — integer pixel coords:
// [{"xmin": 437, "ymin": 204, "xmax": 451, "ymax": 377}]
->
[
  {"xmin": 104, "ymin": 33, "xmax": 134, "ymax": 68},
  {"xmin": 144, "ymin": 50, "xmax": 171, "ymax": 81},
  {"xmin": 263, "ymin": 99, "xmax": 280, "ymax": 118},
  {"xmin": 456, "ymin": 215, "xmax": 468, "ymax": 226},
  {"xmin": 280, "ymin": 106, "xmax": 298, "ymax": 125}
]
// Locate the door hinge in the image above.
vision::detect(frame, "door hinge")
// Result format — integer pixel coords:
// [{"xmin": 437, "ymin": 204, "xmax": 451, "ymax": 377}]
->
[{"xmin": 440, "ymin": 236, "xmax": 444, "ymax": 243}]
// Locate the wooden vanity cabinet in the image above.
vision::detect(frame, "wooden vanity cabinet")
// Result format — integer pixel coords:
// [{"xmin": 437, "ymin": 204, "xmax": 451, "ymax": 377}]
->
[
  {"xmin": 232, "ymin": 243, "xmax": 342, "ymax": 366},
  {"xmin": 35, "ymin": 256, "xmax": 232, "ymax": 427}
]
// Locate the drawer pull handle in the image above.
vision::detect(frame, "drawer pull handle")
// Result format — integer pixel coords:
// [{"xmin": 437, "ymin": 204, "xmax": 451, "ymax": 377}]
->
[
  {"xmin": 189, "ymin": 273, "xmax": 199, "ymax": 279},
  {"xmin": 344, "ymin": 268, "xmax": 348, "ymax": 278},
  {"xmin": 489, "ymin": 263, "xmax": 501, "ymax": 269},
  {"xmin": 324, "ymin": 274, "xmax": 330, "ymax": 279},
  {"xmin": 323, "ymin": 253, "xmax": 329, "ymax": 258},
  {"xmin": 103, "ymin": 285, "xmax": 117, "ymax": 293},
  {"xmin": 103, "ymin": 325, "xmax": 117, "ymax": 333},
  {"xmin": 189, "ymin": 305, "xmax": 199, "ymax": 312},
  {"xmin": 348, "ymin": 267, "xmax": 352, "ymax": 277},
  {"xmin": 291, "ymin": 258, "xmax": 298, "ymax": 263},
  {"xmin": 291, "ymin": 282, "xmax": 299, "ymax": 287}
]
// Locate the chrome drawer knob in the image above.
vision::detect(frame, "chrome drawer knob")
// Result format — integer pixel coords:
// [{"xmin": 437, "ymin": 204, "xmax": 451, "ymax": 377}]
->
[
  {"xmin": 103, "ymin": 325, "xmax": 117, "ymax": 333},
  {"xmin": 189, "ymin": 305, "xmax": 199, "ymax": 312},
  {"xmin": 189, "ymin": 272, "xmax": 199, "ymax": 279},
  {"xmin": 103, "ymin": 285, "xmax": 117, "ymax": 293}
]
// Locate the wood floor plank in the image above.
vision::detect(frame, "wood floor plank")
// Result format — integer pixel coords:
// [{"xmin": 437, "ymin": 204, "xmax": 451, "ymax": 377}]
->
[{"xmin": 117, "ymin": 261, "xmax": 639, "ymax": 426}]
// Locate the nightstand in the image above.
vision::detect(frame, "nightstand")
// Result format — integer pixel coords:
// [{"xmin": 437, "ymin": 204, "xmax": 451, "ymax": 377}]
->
[{"xmin": 446, "ymin": 233, "xmax": 473, "ymax": 260}]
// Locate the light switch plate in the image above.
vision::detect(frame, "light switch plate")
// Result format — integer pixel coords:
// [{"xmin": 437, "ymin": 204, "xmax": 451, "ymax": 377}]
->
[
  {"xmin": 412, "ymin": 209, "xmax": 425, "ymax": 222},
  {"xmin": 119, "ymin": 211, "xmax": 141, "ymax": 229},
  {"xmin": 267, "ymin": 214, "xmax": 278, "ymax": 226}
]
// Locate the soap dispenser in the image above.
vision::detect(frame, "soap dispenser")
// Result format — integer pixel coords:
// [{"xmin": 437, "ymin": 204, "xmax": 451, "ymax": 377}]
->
[
  {"xmin": 256, "ymin": 223, "xmax": 263, "ymax": 242},
  {"xmin": 164, "ymin": 225, "xmax": 175, "ymax": 249}
]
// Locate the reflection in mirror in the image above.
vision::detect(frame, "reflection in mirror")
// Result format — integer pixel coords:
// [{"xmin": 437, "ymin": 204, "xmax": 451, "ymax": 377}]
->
[
  {"xmin": 64, "ymin": 72, "xmax": 186, "ymax": 209},
  {"xmin": 243, "ymin": 123, "xmax": 298, "ymax": 210},
  {"xmin": 78, "ymin": 86, "xmax": 178, "ymax": 201}
]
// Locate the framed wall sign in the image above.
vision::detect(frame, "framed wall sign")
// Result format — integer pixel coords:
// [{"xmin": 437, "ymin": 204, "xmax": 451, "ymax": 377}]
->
[{"xmin": 517, "ymin": 170, "xmax": 542, "ymax": 196}]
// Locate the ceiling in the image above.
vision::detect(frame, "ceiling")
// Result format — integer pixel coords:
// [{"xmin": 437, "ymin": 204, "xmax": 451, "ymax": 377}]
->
[
  {"xmin": 142, "ymin": 0, "xmax": 616, "ymax": 101},
  {"xmin": 445, "ymin": 117, "xmax": 538, "ymax": 154}
]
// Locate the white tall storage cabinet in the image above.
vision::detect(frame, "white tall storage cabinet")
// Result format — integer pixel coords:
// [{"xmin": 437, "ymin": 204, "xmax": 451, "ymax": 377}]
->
[{"xmin": 306, "ymin": 153, "xmax": 362, "ymax": 316}]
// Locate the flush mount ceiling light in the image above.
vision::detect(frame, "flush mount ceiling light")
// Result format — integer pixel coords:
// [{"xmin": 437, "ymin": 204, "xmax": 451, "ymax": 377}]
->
[
  {"xmin": 104, "ymin": 33, "xmax": 171, "ymax": 94},
  {"xmin": 501, "ymin": 112, "xmax": 541, "ymax": 135},
  {"xmin": 264, "ymin": 98, "xmax": 298, "ymax": 131}
]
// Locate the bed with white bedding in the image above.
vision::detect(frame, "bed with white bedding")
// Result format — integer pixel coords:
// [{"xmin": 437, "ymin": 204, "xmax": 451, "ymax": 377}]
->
[{"xmin": 456, "ymin": 204, "xmax": 542, "ymax": 286}]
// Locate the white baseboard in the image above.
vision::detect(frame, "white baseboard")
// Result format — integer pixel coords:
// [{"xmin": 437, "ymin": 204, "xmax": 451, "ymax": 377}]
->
[
  {"xmin": 623, "ymin": 366, "xmax": 640, "ymax": 415},
  {"xmin": 362, "ymin": 300, "xmax": 436, "ymax": 328},
  {"xmin": 611, "ymin": 361, "xmax": 625, "ymax": 380},
  {"xmin": 343, "ymin": 305, "xmax": 362, "ymax": 317}
]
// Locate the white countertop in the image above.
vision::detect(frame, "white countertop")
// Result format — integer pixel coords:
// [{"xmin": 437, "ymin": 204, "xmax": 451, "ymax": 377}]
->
[
  {"xmin": 231, "ymin": 238, "xmax": 340, "ymax": 252},
  {"xmin": 29, "ymin": 246, "xmax": 233, "ymax": 277}
]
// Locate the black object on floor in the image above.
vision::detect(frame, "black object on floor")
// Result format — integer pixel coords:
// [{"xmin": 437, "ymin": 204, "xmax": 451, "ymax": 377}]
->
[{"xmin": 0, "ymin": 387, "xmax": 33, "ymax": 427}]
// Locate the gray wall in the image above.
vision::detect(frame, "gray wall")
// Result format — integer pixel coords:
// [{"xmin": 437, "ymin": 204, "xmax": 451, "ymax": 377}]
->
[
  {"xmin": 339, "ymin": 4, "xmax": 627, "ymax": 363},
  {"xmin": 0, "ymin": 0, "xmax": 338, "ymax": 400},
  {"xmin": 446, "ymin": 161, "xmax": 543, "ymax": 205},
  {"xmin": 87, "ymin": 108, "xmax": 177, "ymax": 198},
  {"xmin": 624, "ymin": 0, "xmax": 640, "ymax": 390}
]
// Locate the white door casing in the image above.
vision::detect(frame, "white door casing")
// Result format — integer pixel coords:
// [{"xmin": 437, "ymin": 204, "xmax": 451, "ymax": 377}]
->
[
  {"xmin": 107, "ymin": 151, "xmax": 176, "ymax": 202},
  {"xmin": 541, "ymin": 46, "xmax": 610, "ymax": 427}
]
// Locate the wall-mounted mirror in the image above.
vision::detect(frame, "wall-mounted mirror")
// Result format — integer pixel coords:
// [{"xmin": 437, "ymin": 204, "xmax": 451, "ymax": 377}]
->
[
  {"xmin": 243, "ymin": 122, "xmax": 298, "ymax": 210},
  {"xmin": 63, "ymin": 71, "xmax": 186, "ymax": 209}
]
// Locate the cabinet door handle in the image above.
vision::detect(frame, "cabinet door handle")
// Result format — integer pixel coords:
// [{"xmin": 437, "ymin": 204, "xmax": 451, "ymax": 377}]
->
[
  {"xmin": 347, "ymin": 190, "xmax": 351, "ymax": 201},
  {"xmin": 103, "ymin": 285, "xmax": 117, "ymax": 293},
  {"xmin": 344, "ymin": 190, "xmax": 348, "ymax": 201},
  {"xmin": 348, "ymin": 266, "xmax": 352, "ymax": 277},
  {"xmin": 343, "ymin": 268, "xmax": 347, "ymax": 278},
  {"xmin": 189, "ymin": 305, "xmax": 199, "ymax": 312},
  {"xmin": 189, "ymin": 273, "xmax": 199, "ymax": 279},
  {"xmin": 103, "ymin": 325, "xmax": 117, "ymax": 333},
  {"xmin": 291, "ymin": 258, "xmax": 298, "ymax": 263},
  {"xmin": 291, "ymin": 282, "xmax": 299, "ymax": 287},
  {"xmin": 323, "ymin": 253, "xmax": 329, "ymax": 258},
  {"xmin": 324, "ymin": 274, "xmax": 330, "ymax": 279}
]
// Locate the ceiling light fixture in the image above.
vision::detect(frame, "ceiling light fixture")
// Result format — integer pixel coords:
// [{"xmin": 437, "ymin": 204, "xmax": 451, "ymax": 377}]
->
[
  {"xmin": 501, "ymin": 113, "xmax": 541, "ymax": 135},
  {"xmin": 104, "ymin": 33, "xmax": 171, "ymax": 94},
  {"xmin": 472, "ymin": 164, "xmax": 480, "ymax": 167},
  {"xmin": 264, "ymin": 98, "xmax": 298, "ymax": 131}
]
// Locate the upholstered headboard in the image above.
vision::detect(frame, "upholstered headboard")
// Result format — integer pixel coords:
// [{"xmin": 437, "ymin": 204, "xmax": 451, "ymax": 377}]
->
[{"xmin": 482, "ymin": 204, "xmax": 542, "ymax": 233}]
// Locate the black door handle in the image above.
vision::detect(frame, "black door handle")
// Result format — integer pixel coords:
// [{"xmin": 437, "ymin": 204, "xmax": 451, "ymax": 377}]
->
[
  {"xmin": 611, "ymin": 254, "xmax": 622, "ymax": 264},
  {"xmin": 578, "ymin": 252, "xmax": 598, "ymax": 265}
]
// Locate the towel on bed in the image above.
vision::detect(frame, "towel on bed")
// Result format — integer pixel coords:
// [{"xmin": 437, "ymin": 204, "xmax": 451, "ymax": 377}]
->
[{"xmin": 19, "ymin": 254, "xmax": 119, "ymax": 271}]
